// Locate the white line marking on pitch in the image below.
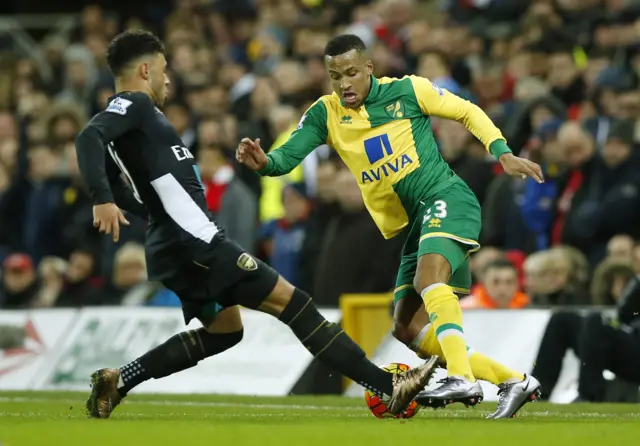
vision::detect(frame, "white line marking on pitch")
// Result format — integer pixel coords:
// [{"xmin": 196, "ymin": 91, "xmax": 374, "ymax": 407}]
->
[
  {"xmin": 0, "ymin": 396, "xmax": 365, "ymax": 411},
  {"xmin": 1, "ymin": 397, "xmax": 639, "ymax": 419}
]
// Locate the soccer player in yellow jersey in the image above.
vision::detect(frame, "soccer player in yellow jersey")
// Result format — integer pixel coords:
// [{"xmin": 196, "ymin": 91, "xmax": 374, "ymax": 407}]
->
[{"xmin": 237, "ymin": 35, "xmax": 543, "ymax": 418}]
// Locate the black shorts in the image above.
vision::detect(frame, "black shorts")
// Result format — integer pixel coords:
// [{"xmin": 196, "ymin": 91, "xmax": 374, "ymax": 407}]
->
[{"xmin": 155, "ymin": 238, "xmax": 279, "ymax": 324}]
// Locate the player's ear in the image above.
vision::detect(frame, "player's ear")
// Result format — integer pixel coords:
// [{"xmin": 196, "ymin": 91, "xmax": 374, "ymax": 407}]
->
[
  {"xmin": 139, "ymin": 62, "xmax": 151, "ymax": 81},
  {"xmin": 365, "ymin": 59, "xmax": 373, "ymax": 76}
]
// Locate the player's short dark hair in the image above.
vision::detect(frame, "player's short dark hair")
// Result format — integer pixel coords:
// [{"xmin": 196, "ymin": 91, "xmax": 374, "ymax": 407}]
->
[
  {"xmin": 324, "ymin": 34, "xmax": 366, "ymax": 57},
  {"xmin": 485, "ymin": 259, "xmax": 516, "ymax": 274},
  {"xmin": 106, "ymin": 30, "xmax": 165, "ymax": 76}
]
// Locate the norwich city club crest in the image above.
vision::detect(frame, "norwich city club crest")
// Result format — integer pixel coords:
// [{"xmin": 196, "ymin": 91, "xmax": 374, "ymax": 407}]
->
[
  {"xmin": 385, "ymin": 100, "xmax": 405, "ymax": 119},
  {"xmin": 237, "ymin": 253, "xmax": 258, "ymax": 271}
]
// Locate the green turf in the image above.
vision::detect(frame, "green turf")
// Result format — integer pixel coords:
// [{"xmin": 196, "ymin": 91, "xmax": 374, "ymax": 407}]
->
[{"xmin": 0, "ymin": 392, "xmax": 639, "ymax": 446}]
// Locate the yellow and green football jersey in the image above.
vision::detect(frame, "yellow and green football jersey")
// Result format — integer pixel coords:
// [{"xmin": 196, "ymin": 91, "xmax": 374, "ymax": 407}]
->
[{"xmin": 258, "ymin": 75, "xmax": 511, "ymax": 239}]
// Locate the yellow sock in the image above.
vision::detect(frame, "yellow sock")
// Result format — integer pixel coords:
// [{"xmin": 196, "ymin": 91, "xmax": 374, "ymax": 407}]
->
[
  {"xmin": 421, "ymin": 283, "xmax": 474, "ymax": 381},
  {"xmin": 410, "ymin": 323, "xmax": 524, "ymax": 385},
  {"xmin": 468, "ymin": 351, "xmax": 524, "ymax": 385}
]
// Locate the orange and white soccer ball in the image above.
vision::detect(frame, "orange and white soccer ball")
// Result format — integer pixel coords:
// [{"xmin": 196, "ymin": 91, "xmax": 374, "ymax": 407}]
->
[{"xmin": 364, "ymin": 363, "xmax": 421, "ymax": 419}]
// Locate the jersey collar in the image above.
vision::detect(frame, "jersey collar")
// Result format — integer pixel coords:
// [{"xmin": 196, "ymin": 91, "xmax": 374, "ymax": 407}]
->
[{"xmin": 364, "ymin": 75, "xmax": 380, "ymax": 105}]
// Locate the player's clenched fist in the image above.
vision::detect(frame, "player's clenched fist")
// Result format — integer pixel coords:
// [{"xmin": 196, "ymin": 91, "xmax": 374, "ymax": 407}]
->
[
  {"xmin": 236, "ymin": 137, "xmax": 268, "ymax": 171},
  {"xmin": 93, "ymin": 203, "xmax": 130, "ymax": 243}
]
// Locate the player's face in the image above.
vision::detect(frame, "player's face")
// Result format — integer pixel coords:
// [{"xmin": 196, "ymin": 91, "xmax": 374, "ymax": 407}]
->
[
  {"xmin": 326, "ymin": 50, "xmax": 373, "ymax": 109},
  {"xmin": 149, "ymin": 53, "xmax": 170, "ymax": 107}
]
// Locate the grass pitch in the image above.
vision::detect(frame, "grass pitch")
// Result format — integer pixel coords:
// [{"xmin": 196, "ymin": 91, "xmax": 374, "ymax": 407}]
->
[{"xmin": 0, "ymin": 391, "xmax": 639, "ymax": 446}]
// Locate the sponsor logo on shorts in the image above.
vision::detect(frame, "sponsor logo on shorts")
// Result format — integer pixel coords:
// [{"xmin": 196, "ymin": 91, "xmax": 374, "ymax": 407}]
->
[
  {"xmin": 237, "ymin": 253, "xmax": 258, "ymax": 271},
  {"xmin": 427, "ymin": 218, "xmax": 441, "ymax": 228}
]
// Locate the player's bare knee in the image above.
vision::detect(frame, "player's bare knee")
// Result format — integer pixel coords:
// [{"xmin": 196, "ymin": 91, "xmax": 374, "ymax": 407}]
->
[
  {"xmin": 258, "ymin": 276, "xmax": 296, "ymax": 317},
  {"xmin": 413, "ymin": 253, "xmax": 452, "ymax": 293},
  {"xmin": 391, "ymin": 320, "xmax": 414, "ymax": 345}
]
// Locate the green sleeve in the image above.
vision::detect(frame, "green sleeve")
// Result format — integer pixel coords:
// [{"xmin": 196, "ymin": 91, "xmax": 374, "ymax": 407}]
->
[{"xmin": 258, "ymin": 100, "xmax": 328, "ymax": 176}]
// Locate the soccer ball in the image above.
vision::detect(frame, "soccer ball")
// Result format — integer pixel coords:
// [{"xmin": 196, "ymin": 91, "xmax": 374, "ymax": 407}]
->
[{"xmin": 364, "ymin": 363, "xmax": 421, "ymax": 419}]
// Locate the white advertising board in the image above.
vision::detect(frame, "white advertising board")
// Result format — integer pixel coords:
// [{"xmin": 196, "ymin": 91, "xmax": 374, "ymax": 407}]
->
[
  {"xmin": 35, "ymin": 307, "xmax": 341, "ymax": 396},
  {"xmin": 0, "ymin": 309, "xmax": 78, "ymax": 390}
]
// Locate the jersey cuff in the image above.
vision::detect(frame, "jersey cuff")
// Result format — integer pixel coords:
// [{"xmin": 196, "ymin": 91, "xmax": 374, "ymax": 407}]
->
[
  {"xmin": 489, "ymin": 139, "xmax": 512, "ymax": 160},
  {"xmin": 94, "ymin": 189, "xmax": 115, "ymax": 205},
  {"xmin": 257, "ymin": 157, "xmax": 273, "ymax": 176}
]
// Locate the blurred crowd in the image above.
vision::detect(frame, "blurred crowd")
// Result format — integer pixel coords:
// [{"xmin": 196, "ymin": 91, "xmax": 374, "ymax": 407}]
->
[{"xmin": 2, "ymin": 0, "xmax": 640, "ymax": 313}]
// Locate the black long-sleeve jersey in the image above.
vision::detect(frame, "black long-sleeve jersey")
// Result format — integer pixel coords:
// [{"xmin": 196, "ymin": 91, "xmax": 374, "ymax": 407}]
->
[{"xmin": 75, "ymin": 91, "xmax": 222, "ymax": 278}]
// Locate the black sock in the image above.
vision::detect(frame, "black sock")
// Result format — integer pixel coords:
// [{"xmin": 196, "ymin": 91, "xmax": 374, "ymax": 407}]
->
[
  {"xmin": 117, "ymin": 328, "xmax": 243, "ymax": 396},
  {"xmin": 280, "ymin": 289, "xmax": 393, "ymax": 397}
]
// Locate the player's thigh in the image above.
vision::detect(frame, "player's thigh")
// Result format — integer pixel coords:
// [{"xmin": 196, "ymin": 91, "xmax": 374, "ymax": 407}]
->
[
  {"xmin": 163, "ymin": 239, "xmax": 277, "ymax": 324},
  {"xmin": 416, "ymin": 181, "xmax": 480, "ymax": 289},
  {"xmin": 393, "ymin": 217, "xmax": 422, "ymax": 308},
  {"xmin": 215, "ymin": 243, "xmax": 282, "ymax": 314},
  {"xmin": 199, "ymin": 239, "xmax": 280, "ymax": 310},
  {"xmin": 448, "ymin": 256, "xmax": 472, "ymax": 295}
]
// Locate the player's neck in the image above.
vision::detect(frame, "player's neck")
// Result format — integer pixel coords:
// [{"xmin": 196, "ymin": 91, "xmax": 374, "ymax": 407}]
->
[
  {"xmin": 115, "ymin": 79, "xmax": 154, "ymax": 101},
  {"xmin": 363, "ymin": 75, "xmax": 373, "ymax": 101}
]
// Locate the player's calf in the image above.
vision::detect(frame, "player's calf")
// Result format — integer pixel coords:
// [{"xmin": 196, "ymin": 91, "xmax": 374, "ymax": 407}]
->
[
  {"xmin": 118, "ymin": 328, "xmax": 243, "ymax": 395},
  {"xmin": 86, "ymin": 327, "xmax": 243, "ymax": 418}
]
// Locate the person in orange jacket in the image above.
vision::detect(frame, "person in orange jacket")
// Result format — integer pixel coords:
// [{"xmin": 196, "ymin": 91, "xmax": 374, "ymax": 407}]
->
[{"xmin": 461, "ymin": 259, "xmax": 530, "ymax": 309}]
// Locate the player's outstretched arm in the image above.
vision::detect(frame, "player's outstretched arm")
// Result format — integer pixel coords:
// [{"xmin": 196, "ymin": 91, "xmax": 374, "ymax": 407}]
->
[
  {"xmin": 236, "ymin": 100, "xmax": 328, "ymax": 177},
  {"xmin": 75, "ymin": 92, "xmax": 153, "ymax": 241},
  {"xmin": 410, "ymin": 76, "xmax": 544, "ymax": 183}
]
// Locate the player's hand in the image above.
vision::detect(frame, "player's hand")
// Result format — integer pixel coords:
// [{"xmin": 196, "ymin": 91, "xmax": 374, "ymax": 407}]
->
[
  {"xmin": 236, "ymin": 138, "xmax": 268, "ymax": 171},
  {"xmin": 499, "ymin": 153, "xmax": 544, "ymax": 184},
  {"xmin": 93, "ymin": 203, "xmax": 130, "ymax": 243}
]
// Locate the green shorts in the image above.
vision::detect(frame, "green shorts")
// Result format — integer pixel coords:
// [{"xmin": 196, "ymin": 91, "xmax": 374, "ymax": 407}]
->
[{"xmin": 393, "ymin": 179, "xmax": 481, "ymax": 305}]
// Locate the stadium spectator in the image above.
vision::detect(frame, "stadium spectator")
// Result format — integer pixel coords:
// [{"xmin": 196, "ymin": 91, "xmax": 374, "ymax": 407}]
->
[
  {"xmin": 299, "ymin": 159, "xmax": 341, "ymax": 292},
  {"xmin": 532, "ymin": 262, "xmax": 640, "ymax": 402},
  {"xmin": 590, "ymin": 259, "xmax": 637, "ymax": 306},
  {"xmin": 163, "ymin": 101, "xmax": 196, "ymax": 151},
  {"xmin": 31, "ymin": 256, "xmax": 67, "ymax": 308},
  {"xmin": 436, "ymin": 119, "xmax": 497, "ymax": 206},
  {"xmin": 258, "ymin": 183, "xmax": 310, "ymax": 288},
  {"xmin": 110, "ymin": 243, "xmax": 180, "ymax": 307},
  {"xmin": 1, "ymin": 0, "xmax": 640, "ymax": 312},
  {"xmin": 606, "ymin": 234, "xmax": 636, "ymax": 264},
  {"xmin": 0, "ymin": 253, "xmax": 38, "ymax": 308},
  {"xmin": 461, "ymin": 259, "xmax": 530, "ymax": 310},
  {"xmin": 0, "ymin": 140, "xmax": 77, "ymax": 264},
  {"xmin": 634, "ymin": 242, "xmax": 640, "ymax": 273},
  {"xmin": 561, "ymin": 119, "xmax": 640, "ymax": 265},
  {"xmin": 523, "ymin": 247, "xmax": 589, "ymax": 305},
  {"xmin": 198, "ymin": 145, "xmax": 257, "ymax": 252},
  {"xmin": 54, "ymin": 246, "xmax": 104, "ymax": 307},
  {"xmin": 469, "ymin": 246, "xmax": 505, "ymax": 286}
]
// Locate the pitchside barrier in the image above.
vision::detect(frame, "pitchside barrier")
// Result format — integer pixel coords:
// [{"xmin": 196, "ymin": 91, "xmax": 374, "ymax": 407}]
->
[{"xmin": 0, "ymin": 299, "xmax": 628, "ymax": 402}]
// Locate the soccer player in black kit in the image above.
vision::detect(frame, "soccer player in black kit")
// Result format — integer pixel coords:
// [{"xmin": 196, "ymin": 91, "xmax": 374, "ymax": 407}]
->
[{"xmin": 78, "ymin": 30, "xmax": 438, "ymax": 419}]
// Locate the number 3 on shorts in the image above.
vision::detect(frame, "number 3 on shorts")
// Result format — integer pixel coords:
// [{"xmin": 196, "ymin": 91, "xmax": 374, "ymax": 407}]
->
[{"xmin": 424, "ymin": 200, "xmax": 447, "ymax": 222}]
